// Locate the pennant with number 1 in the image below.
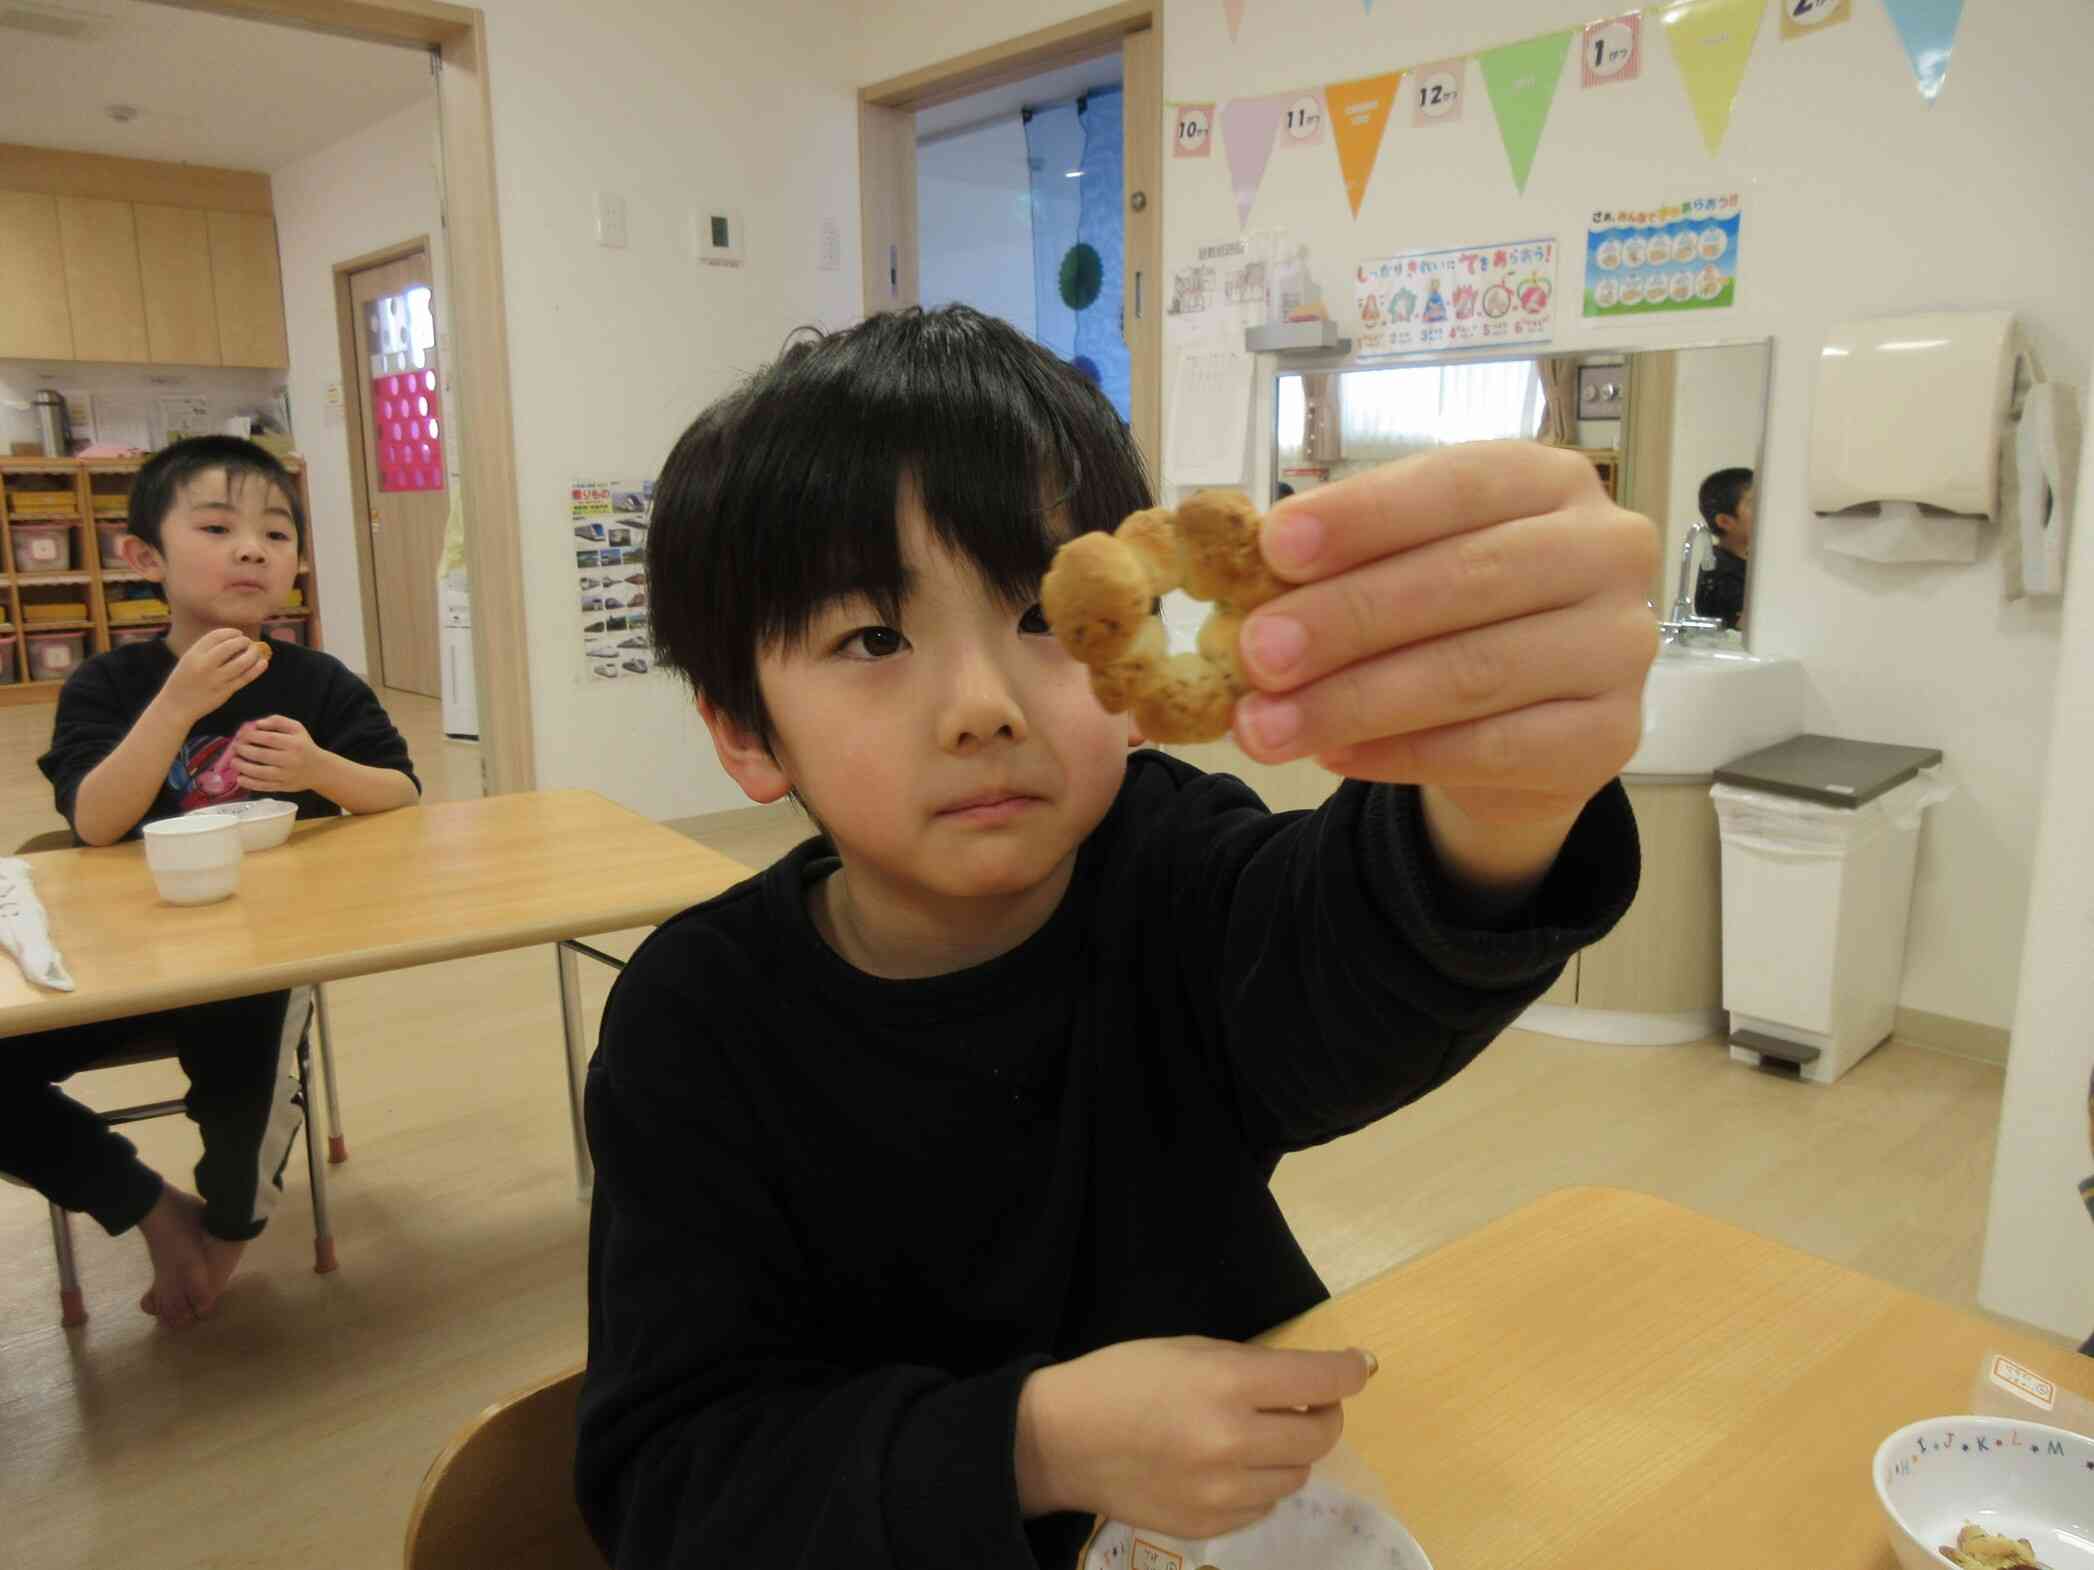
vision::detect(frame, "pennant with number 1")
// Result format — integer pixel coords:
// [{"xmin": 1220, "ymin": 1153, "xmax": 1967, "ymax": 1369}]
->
[{"xmin": 1582, "ymin": 13, "xmax": 1643, "ymax": 85}]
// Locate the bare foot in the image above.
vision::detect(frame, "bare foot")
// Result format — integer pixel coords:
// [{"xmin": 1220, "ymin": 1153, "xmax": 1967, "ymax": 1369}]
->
[
  {"xmin": 135, "ymin": 1187, "xmax": 215, "ymax": 1330},
  {"xmin": 200, "ymin": 1231, "xmax": 248, "ymax": 1303}
]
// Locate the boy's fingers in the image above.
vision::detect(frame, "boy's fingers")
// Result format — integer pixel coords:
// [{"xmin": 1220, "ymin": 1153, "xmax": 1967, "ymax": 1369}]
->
[
  {"xmin": 1263, "ymin": 442, "xmax": 1603, "ymax": 584},
  {"xmin": 1234, "ymin": 1346, "xmax": 1377, "ymax": 1410},
  {"xmin": 1240, "ymin": 1403, "xmax": 1346, "ymax": 1467}
]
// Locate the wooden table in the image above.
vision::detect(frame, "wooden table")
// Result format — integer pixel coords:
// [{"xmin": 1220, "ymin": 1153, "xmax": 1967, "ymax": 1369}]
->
[
  {"xmin": 1, "ymin": 790, "xmax": 752, "ymax": 1189},
  {"xmin": 1260, "ymin": 1187, "xmax": 2091, "ymax": 1569}
]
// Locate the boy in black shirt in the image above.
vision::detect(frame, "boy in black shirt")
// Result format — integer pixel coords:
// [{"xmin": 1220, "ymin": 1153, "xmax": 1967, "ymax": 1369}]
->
[
  {"xmin": 3, "ymin": 437, "xmax": 418, "ymax": 1330},
  {"xmin": 578, "ymin": 308, "xmax": 1656, "ymax": 1566}
]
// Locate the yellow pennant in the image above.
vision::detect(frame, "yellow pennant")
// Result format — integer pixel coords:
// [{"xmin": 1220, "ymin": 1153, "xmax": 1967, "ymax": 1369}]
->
[{"xmin": 1659, "ymin": 0, "xmax": 1764, "ymax": 155}]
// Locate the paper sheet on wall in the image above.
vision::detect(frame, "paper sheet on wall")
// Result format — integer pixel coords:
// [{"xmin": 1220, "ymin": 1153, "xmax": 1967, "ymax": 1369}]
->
[
  {"xmin": 1165, "ymin": 351, "xmax": 1255, "ymax": 487},
  {"xmin": 568, "ymin": 477, "xmax": 656, "ymax": 684}
]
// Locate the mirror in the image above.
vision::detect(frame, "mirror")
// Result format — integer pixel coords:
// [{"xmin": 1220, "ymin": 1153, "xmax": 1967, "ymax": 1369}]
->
[{"xmin": 1274, "ymin": 340, "xmax": 1773, "ymax": 643}]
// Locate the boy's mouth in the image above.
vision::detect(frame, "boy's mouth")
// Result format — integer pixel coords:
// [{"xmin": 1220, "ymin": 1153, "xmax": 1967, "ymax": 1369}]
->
[
  {"xmin": 225, "ymin": 579, "xmax": 268, "ymax": 593},
  {"xmin": 937, "ymin": 790, "xmax": 1041, "ymax": 824}
]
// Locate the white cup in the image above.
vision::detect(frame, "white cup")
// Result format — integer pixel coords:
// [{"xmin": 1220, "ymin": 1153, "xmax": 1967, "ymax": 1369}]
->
[{"xmin": 142, "ymin": 816, "xmax": 245, "ymax": 905}]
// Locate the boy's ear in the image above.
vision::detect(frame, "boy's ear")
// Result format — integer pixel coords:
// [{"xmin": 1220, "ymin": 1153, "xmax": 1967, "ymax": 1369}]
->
[
  {"xmin": 119, "ymin": 532, "xmax": 166, "ymax": 581},
  {"xmin": 697, "ymin": 697, "xmax": 793, "ymax": 805}
]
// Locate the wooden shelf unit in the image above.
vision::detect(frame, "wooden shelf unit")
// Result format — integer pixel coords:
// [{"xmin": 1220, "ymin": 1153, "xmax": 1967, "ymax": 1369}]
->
[{"xmin": 0, "ymin": 456, "xmax": 320, "ymax": 704}]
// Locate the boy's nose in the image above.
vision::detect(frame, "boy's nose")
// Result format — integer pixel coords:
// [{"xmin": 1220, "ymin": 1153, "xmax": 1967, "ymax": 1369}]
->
[{"xmin": 938, "ymin": 658, "xmax": 1027, "ymax": 753}]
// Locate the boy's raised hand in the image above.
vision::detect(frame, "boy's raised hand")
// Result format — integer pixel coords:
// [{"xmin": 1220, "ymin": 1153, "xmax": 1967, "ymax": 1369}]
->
[
  {"xmin": 1017, "ymin": 1336, "xmax": 1375, "ymax": 1539},
  {"xmin": 233, "ymin": 715, "xmax": 325, "ymax": 793},
  {"xmin": 157, "ymin": 628, "xmax": 270, "ymax": 726},
  {"xmin": 1234, "ymin": 443, "xmax": 1658, "ymax": 832}
]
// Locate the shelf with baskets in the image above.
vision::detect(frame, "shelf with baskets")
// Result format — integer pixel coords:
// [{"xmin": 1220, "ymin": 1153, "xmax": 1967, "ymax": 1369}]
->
[{"xmin": 0, "ymin": 457, "xmax": 321, "ymax": 702}]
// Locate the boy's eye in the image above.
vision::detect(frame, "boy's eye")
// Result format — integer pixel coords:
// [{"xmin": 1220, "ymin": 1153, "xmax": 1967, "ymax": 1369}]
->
[
  {"xmin": 1019, "ymin": 603, "xmax": 1051, "ymax": 635},
  {"xmin": 838, "ymin": 626, "xmax": 907, "ymax": 660}
]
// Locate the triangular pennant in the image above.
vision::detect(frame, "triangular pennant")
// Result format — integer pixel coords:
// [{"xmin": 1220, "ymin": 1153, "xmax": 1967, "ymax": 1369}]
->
[
  {"xmin": 1479, "ymin": 31, "xmax": 1573, "ymax": 193},
  {"xmin": 1882, "ymin": 0, "xmax": 1964, "ymax": 102},
  {"xmin": 1658, "ymin": 0, "xmax": 1764, "ymax": 155},
  {"xmin": 1326, "ymin": 72, "xmax": 1402, "ymax": 217},
  {"xmin": 1223, "ymin": 0, "xmax": 1245, "ymax": 43},
  {"xmin": 1363, "ymin": 0, "xmax": 1375, "ymax": 11},
  {"xmin": 1219, "ymin": 95, "xmax": 1289, "ymax": 228}
]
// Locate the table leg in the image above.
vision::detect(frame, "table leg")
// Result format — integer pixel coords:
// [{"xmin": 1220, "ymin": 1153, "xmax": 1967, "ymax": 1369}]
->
[
  {"xmin": 313, "ymin": 982, "xmax": 348, "ymax": 1164},
  {"xmin": 48, "ymin": 1203, "xmax": 86, "ymax": 1327},
  {"xmin": 556, "ymin": 943, "xmax": 594, "ymax": 1198}
]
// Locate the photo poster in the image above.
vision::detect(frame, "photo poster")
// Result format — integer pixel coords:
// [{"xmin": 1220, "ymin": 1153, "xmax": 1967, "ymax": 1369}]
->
[
  {"xmin": 569, "ymin": 477, "xmax": 655, "ymax": 682},
  {"xmin": 1354, "ymin": 237, "xmax": 1557, "ymax": 359},
  {"xmin": 1583, "ymin": 192, "xmax": 1742, "ymax": 317}
]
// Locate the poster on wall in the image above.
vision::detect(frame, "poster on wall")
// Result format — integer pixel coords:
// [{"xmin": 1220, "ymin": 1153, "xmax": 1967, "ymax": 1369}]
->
[
  {"xmin": 1354, "ymin": 238, "xmax": 1556, "ymax": 358},
  {"xmin": 569, "ymin": 478, "xmax": 655, "ymax": 683},
  {"xmin": 1583, "ymin": 193, "xmax": 1741, "ymax": 317}
]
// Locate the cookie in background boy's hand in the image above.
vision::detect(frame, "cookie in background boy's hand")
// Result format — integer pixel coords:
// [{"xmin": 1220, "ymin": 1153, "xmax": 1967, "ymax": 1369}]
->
[
  {"xmin": 1230, "ymin": 440, "xmax": 1658, "ymax": 829},
  {"xmin": 157, "ymin": 626, "xmax": 273, "ymax": 726}
]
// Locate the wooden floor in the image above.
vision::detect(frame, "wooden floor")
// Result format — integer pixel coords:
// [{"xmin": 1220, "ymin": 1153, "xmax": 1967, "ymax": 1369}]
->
[{"xmin": 0, "ymin": 689, "xmax": 2047, "ymax": 1570}]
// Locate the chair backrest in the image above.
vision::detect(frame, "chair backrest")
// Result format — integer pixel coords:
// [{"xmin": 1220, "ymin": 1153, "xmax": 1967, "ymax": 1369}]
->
[
  {"xmin": 15, "ymin": 829, "xmax": 75, "ymax": 855},
  {"xmin": 403, "ymin": 1363, "xmax": 607, "ymax": 1570}
]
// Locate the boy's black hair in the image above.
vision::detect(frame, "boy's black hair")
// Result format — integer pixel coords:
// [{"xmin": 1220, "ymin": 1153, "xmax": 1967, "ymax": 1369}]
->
[
  {"xmin": 127, "ymin": 435, "xmax": 306, "ymax": 551},
  {"xmin": 1698, "ymin": 466, "xmax": 1754, "ymax": 536},
  {"xmin": 648, "ymin": 305, "xmax": 1152, "ymax": 747}
]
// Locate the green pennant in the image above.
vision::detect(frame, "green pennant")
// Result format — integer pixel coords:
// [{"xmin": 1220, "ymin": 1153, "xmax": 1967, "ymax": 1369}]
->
[{"xmin": 1479, "ymin": 30, "xmax": 1574, "ymax": 193}]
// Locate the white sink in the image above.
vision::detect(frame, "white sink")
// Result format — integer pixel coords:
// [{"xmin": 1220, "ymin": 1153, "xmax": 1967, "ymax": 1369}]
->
[{"xmin": 1625, "ymin": 643, "xmax": 1804, "ymax": 778}]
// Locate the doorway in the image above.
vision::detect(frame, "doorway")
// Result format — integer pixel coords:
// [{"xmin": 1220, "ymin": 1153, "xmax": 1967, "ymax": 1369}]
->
[
  {"xmin": 335, "ymin": 239, "xmax": 446, "ymax": 697},
  {"xmin": 860, "ymin": 2, "xmax": 1162, "ymax": 478}
]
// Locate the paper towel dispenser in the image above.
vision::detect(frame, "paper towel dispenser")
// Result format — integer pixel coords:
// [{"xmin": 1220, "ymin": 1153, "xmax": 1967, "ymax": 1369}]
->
[{"xmin": 1810, "ymin": 311, "xmax": 2019, "ymax": 518}]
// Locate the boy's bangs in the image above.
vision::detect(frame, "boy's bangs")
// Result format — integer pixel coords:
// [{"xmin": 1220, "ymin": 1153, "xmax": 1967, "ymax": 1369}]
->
[{"xmin": 738, "ymin": 317, "xmax": 1146, "ymax": 651}]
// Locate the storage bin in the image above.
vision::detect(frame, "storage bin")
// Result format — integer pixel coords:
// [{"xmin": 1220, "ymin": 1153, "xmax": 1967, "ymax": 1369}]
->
[
  {"xmin": 110, "ymin": 625, "xmax": 167, "ymax": 648},
  {"xmin": 10, "ymin": 522, "xmax": 73, "ymax": 572},
  {"xmin": 106, "ymin": 597, "xmax": 169, "ymax": 624},
  {"xmin": 22, "ymin": 600, "xmax": 87, "ymax": 624},
  {"xmin": 96, "ymin": 522, "xmax": 129, "ymax": 568},
  {"xmin": 25, "ymin": 630, "xmax": 87, "ymax": 682},
  {"xmin": 262, "ymin": 617, "xmax": 305, "ymax": 646},
  {"xmin": 0, "ymin": 631, "xmax": 18, "ymax": 685}
]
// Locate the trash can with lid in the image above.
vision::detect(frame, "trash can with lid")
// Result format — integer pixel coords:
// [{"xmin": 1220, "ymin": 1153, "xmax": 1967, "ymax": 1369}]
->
[{"xmin": 1710, "ymin": 735, "xmax": 1950, "ymax": 1085}]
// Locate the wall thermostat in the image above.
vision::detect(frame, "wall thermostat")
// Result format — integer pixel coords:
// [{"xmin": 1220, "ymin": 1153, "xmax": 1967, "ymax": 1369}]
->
[{"xmin": 696, "ymin": 206, "xmax": 745, "ymax": 268}]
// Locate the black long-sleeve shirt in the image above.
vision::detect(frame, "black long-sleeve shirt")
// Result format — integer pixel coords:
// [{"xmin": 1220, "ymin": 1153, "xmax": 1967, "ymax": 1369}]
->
[{"xmin": 578, "ymin": 755, "xmax": 1640, "ymax": 1569}]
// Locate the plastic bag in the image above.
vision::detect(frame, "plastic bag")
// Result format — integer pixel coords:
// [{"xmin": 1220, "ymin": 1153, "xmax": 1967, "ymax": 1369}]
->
[
  {"xmin": 1075, "ymin": 1439, "xmax": 1432, "ymax": 1570},
  {"xmin": 1710, "ymin": 767, "xmax": 1953, "ymax": 860},
  {"xmin": 0, "ymin": 857, "xmax": 74, "ymax": 992}
]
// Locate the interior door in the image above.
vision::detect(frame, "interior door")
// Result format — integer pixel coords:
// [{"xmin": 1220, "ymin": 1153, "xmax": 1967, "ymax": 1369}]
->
[
  {"xmin": 349, "ymin": 250, "xmax": 446, "ymax": 697},
  {"xmin": 1121, "ymin": 25, "xmax": 1161, "ymax": 480}
]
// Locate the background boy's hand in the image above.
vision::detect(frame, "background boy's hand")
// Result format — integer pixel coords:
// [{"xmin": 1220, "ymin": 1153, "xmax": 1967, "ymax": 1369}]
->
[
  {"xmin": 1234, "ymin": 442, "xmax": 1659, "ymax": 827},
  {"xmin": 156, "ymin": 629, "xmax": 269, "ymax": 726},
  {"xmin": 1016, "ymin": 1336, "xmax": 1375, "ymax": 1538},
  {"xmin": 233, "ymin": 716, "xmax": 326, "ymax": 794}
]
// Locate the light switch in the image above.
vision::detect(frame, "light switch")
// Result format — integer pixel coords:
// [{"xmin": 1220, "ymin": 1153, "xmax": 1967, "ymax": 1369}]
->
[
  {"xmin": 595, "ymin": 191, "xmax": 628, "ymax": 249},
  {"xmin": 819, "ymin": 217, "xmax": 841, "ymax": 272}
]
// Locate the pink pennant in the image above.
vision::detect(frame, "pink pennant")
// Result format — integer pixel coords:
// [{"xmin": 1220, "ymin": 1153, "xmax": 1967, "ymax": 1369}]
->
[
  {"xmin": 1220, "ymin": 95, "xmax": 1288, "ymax": 228},
  {"xmin": 1223, "ymin": 0, "xmax": 1245, "ymax": 42}
]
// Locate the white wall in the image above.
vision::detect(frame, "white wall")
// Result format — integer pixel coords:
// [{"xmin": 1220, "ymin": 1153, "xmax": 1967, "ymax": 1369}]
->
[
  {"xmin": 1664, "ymin": 342, "xmax": 1769, "ymax": 607},
  {"xmin": 272, "ymin": 97, "xmax": 447, "ymax": 682},
  {"xmin": 469, "ymin": 0, "xmax": 865, "ymax": 820},
  {"xmin": 866, "ymin": 0, "xmax": 2085, "ymax": 1033},
  {"xmin": 1978, "ymin": 351, "xmax": 2094, "ymax": 1342},
  {"xmin": 918, "ymin": 117, "xmax": 1036, "ymax": 334}
]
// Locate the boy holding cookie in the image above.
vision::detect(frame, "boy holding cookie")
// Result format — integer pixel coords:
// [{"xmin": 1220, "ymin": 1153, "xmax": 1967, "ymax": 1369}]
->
[
  {"xmin": 0, "ymin": 436, "xmax": 418, "ymax": 1329},
  {"xmin": 579, "ymin": 308, "xmax": 1655, "ymax": 1566}
]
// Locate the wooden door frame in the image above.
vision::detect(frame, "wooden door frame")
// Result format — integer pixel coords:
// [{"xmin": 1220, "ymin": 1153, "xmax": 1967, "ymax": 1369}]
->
[
  {"xmin": 147, "ymin": 0, "xmax": 534, "ymax": 795},
  {"xmin": 859, "ymin": 0, "xmax": 1163, "ymax": 477},
  {"xmin": 331, "ymin": 233, "xmax": 431, "ymax": 689}
]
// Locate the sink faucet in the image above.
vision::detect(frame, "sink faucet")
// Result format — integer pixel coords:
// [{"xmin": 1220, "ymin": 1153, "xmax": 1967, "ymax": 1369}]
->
[{"xmin": 1659, "ymin": 520, "xmax": 1727, "ymax": 644}]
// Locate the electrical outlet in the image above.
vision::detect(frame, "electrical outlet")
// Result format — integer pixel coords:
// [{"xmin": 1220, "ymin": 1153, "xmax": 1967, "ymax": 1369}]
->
[{"xmin": 595, "ymin": 191, "xmax": 628, "ymax": 249}]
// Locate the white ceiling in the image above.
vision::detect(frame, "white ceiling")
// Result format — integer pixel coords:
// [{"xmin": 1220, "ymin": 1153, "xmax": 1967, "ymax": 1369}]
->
[
  {"xmin": 0, "ymin": 0, "xmax": 432, "ymax": 173},
  {"xmin": 915, "ymin": 55, "xmax": 1123, "ymax": 141}
]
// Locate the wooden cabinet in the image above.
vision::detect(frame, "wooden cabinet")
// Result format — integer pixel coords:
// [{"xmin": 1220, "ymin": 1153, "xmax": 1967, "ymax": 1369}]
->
[
  {"xmin": 57, "ymin": 197, "xmax": 150, "ymax": 363},
  {"xmin": 1569, "ymin": 780, "xmax": 1722, "ymax": 1013},
  {"xmin": 0, "ymin": 191, "xmax": 74, "ymax": 359},
  {"xmin": 207, "ymin": 211, "xmax": 289, "ymax": 368},
  {"xmin": 135, "ymin": 204, "xmax": 222, "ymax": 366},
  {"xmin": 0, "ymin": 190, "xmax": 286, "ymax": 369}
]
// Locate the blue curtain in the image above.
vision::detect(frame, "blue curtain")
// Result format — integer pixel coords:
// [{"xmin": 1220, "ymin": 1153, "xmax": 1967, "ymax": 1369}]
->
[{"xmin": 1024, "ymin": 89, "xmax": 1130, "ymax": 422}]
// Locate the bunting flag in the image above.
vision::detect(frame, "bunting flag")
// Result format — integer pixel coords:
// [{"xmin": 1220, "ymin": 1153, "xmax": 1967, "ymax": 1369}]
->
[
  {"xmin": 1882, "ymin": 0, "xmax": 1964, "ymax": 101},
  {"xmin": 1659, "ymin": 0, "xmax": 1764, "ymax": 155},
  {"xmin": 1220, "ymin": 94, "xmax": 1289, "ymax": 227},
  {"xmin": 1279, "ymin": 89, "xmax": 1328, "ymax": 149},
  {"xmin": 1223, "ymin": 0, "xmax": 1245, "ymax": 44},
  {"xmin": 1410, "ymin": 58, "xmax": 1466, "ymax": 125},
  {"xmin": 1779, "ymin": 0, "xmax": 1850, "ymax": 38},
  {"xmin": 1581, "ymin": 13, "xmax": 1644, "ymax": 86},
  {"xmin": 1480, "ymin": 31, "xmax": 1573, "ymax": 192},
  {"xmin": 1326, "ymin": 73, "xmax": 1402, "ymax": 217}
]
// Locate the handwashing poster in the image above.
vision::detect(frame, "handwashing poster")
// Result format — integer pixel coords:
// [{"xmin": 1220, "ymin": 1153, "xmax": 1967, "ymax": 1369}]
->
[
  {"xmin": 1583, "ymin": 193, "xmax": 1742, "ymax": 317},
  {"xmin": 569, "ymin": 477, "xmax": 655, "ymax": 682},
  {"xmin": 1354, "ymin": 238, "xmax": 1556, "ymax": 359}
]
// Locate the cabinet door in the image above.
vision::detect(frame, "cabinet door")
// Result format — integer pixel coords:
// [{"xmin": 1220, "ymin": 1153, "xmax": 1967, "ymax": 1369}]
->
[
  {"xmin": 58, "ymin": 197, "xmax": 150, "ymax": 363},
  {"xmin": 207, "ymin": 211, "xmax": 289, "ymax": 368},
  {"xmin": 135, "ymin": 204, "xmax": 221, "ymax": 366},
  {"xmin": 0, "ymin": 190, "xmax": 75, "ymax": 359}
]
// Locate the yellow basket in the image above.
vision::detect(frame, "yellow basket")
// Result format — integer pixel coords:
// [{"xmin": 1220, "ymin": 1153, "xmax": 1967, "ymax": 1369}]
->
[
  {"xmin": 107, "ymin": 598, "xmax": 170, "ymax": 624},
  {"xmin": 23, "ymin": 601, "xmax": 88, "ymax": 624},
  {"xmin": 9, "ymin": 490, "xmax": 78, "ymax": 516}
]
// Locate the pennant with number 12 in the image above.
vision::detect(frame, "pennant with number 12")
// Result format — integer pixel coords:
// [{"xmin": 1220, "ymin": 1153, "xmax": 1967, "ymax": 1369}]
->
[{"xmin": 1411, "ymin": 59, "xmax": 1465, "ymax": 125}]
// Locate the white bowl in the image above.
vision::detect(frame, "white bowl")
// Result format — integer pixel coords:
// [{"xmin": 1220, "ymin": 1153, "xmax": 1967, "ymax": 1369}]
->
[
  {"xmin": 187, "ymin": 797, "xmax": 297, "ymax": 852},
  {"xmin": 1875, "ymin": 1416, "xmax": 2094, "ymax": 1570},
  {"xmin": 141, "ymin": 815, "xmax": 243, "ymax": 905}
]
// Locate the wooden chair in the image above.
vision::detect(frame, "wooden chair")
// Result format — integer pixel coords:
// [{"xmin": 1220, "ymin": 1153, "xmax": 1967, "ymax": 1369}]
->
[
  {"xmin": 11, "ymin": 828, "xmax": 350, "ymax": 1326},
  {"xmin": 403, "ymin": 1363, "xmax": 607, "ymax": 1570}
]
